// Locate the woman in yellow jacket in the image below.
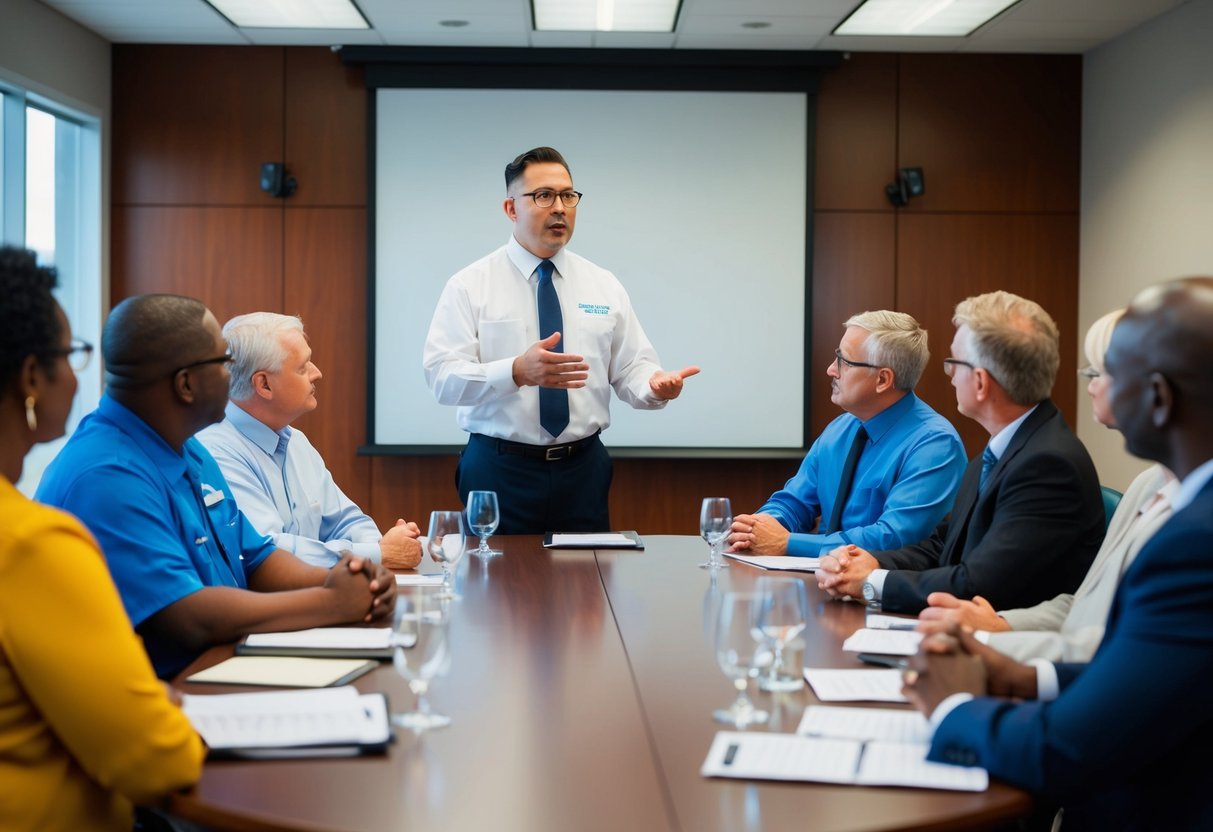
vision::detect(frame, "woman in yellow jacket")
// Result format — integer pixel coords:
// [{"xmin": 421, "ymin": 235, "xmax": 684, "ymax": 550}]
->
[{"xmin": 0, "ymin": 245, "xmax": 204, "ymax": 830}]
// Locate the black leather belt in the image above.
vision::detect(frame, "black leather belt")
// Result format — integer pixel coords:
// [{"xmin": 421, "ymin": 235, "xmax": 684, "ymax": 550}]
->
[{"xmin": 474, "ymin": 432, "xmax": 600, "ymax": 462}]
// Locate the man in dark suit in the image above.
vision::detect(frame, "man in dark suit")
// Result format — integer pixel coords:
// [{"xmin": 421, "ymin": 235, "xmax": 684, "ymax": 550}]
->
[
  {"xmin": 901, "ymin": 277, "xmax": 1213, "ymax": 830},
  {"xmin": 817, "ymin": 291, "xmax": 1105, "ymax": 614}
]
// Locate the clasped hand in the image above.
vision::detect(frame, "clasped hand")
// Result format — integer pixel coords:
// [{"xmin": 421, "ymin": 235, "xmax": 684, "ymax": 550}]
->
[{"xmin": 325, "ymin": 553, "xmax": 396, "ymax": 622}]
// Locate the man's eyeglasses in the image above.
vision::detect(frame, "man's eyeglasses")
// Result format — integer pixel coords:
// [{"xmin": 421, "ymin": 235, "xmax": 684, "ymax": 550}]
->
[
  {"xmin": 943, "ymin": 358, "xmax": 977, "ymax": 377},
  {"xmin": 1077, "ymin": 366, "xmax": 1101, "ymax": 381},
  {"xmin": 173, "ymin": 351, "xmax": 234, "ymax": 376},
  {"xmin": 834, "ymin": 349, "xmax": 880, "ymax": 372},
  {"xmin": 43, "ymin": 339, "xmax": 94, "ymax": 372},
  {"xmin": 518, "ymin": 189, "xmax": 583, "ymax": 209}
]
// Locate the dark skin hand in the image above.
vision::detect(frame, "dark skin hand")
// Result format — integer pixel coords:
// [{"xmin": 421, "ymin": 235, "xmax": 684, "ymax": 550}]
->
[{"xmin": 901, "ymin": 624, "xmax": 1038, "ymax": 717}]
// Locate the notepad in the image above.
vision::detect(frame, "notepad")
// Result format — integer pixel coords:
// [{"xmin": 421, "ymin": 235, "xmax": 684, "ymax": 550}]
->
[
  {"xmin": 722, "ymin": 553, "xmax": 820, "ymax": 571},
  {"xmin": 803, "ymin": 667, "xmax": 908, "ymax": 702},
  {"xmin": 865, "ymin": 612, "xmax": 921, "ymax": 630},
  {"xmin": 185, "ymin": 656, "xmax": 377, "ymax": 688},
  {"xmin": 395, "ymin": 572, "xmax": 445, "ymax": 586},
  {"xmin": 183, "ymin": 685, "xmax": 391, "ymax": 758},
  {"xmin": 701, "ymin": 731, "xmax": 987, "ymax": 791},
  {"xmin": 842, "ymin": 628, "xmax": 924, "ymax": 656},
  {"xmin": 543, "ymin": 530, "xmax": 644, "ymax": 548},
  {"xmin": 236, "ymin": 627, "xmax": 394, "ymax": 660}
]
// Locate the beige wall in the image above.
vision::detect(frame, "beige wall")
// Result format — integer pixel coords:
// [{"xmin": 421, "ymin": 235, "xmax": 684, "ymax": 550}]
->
[{"xmin": 1079, "ymin": 0, "xmax": 1213, "ymax": 490}]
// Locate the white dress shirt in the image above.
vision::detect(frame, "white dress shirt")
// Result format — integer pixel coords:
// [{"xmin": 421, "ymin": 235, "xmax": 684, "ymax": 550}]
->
[
  {"xmin": 197, "ymin": 402, "xmax": 383, "ymax": 567},
  {"xmin": 423, "ymin": 235, "xmax": 666, "ymax": 445}
]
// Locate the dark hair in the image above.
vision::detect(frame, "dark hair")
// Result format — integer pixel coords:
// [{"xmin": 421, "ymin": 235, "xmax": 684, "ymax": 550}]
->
[
  {"xmin": 504, "ymin": 147, "xmax": 570, "ymax": 190},
  {"xmin": 103, "ymin": 294, "xmax": 214, "ymax": 389},
  {"xmin": 0, "ymin": 245, "xmax": 62, "ymax": 391}
]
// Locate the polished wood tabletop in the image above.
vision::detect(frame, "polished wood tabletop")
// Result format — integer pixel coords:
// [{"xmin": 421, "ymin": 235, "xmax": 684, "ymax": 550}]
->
[{"xmin": 170, "ymin": 535, "xmax": 1031, "ymax": 832}]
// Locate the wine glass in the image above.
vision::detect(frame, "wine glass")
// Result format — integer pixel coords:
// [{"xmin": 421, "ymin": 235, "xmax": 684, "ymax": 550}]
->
[
  {"xmin": 390, "ymin": 589, "xmax": 451, "ymax": 732},
  {"xmin": 427, "ymin": 510, "xmax": 466, "ymax": 601},
  {"xmin": 699, "ymin": 497, "xmax": 732, "ymax": 570},
  {"xmin": 713, "ymin": 591, "xmax": 771, "ymax": 727},
  {"xmin": 466, "ymin": 490, "xmax": 502, "ymax": 558},
  {"xmin": 755, "ymin": 576, "xmax": 809, "ymax": 692}
]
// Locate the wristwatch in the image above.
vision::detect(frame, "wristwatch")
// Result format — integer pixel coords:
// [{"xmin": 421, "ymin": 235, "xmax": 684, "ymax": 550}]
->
[{"xmin": 862, "ymin": 579, "xmax": 879, "ymax": 607}]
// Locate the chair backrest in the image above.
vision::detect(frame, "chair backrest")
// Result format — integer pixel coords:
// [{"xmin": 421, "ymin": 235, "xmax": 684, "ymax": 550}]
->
[{"xmin": 1100, "ymin": 485, "xmax": 1123, "ymax": 531}]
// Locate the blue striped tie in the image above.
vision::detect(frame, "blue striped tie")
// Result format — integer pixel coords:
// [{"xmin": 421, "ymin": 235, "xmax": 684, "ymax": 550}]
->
[
  {"xmin": 536, "ymin": 259, "xmax": 569, "ymax": 438},
  {"xmin": 978, "ymin": 446, "xmax": 998, "ymax": 492}
]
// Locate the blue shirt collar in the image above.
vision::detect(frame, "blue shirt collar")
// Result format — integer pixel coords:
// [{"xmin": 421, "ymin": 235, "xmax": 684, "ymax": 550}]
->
[
  {"xmin": 97, "ymin": 395, "xmax": 188, "ymax": 482},
  {"xmin": 224, "ymin": 400, "xmax": 291, "ymax": 458},
  {"xmin": 859, "ymin": 390, "xmax": 919, "ymax": 445}
]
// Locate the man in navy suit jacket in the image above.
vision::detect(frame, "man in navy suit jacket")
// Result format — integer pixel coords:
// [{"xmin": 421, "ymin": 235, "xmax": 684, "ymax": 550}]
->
[
  {"xmin": 903, "ymin": 276, "xmax": 1213, "ymax": 830},
  {"xmin": 818, "ymin": 291, "xmax": 1105, "ymax": 614}
]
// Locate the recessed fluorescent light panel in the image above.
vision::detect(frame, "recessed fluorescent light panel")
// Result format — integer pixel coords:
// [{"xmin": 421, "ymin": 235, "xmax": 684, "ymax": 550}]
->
[
  {"xmin": 533, "ymin": 0, "xmax": 681, "ymax": 32},
  {"xmin": 833, "ymin": 0, "xmax": 1021, "ymax": 37},
  {"xmin": 205, "ymin": 0, "xmax": 369, "ymax": 29}
]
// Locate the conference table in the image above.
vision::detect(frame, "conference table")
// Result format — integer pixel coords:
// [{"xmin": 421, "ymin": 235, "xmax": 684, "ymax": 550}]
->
[{"xmin": 170, "ymin": 536, "xmax": 1032, "ymax": 832}]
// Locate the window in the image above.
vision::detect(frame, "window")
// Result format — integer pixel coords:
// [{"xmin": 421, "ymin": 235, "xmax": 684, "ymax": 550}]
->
[{"xmin": 1, "ymin": 81, "xmax": 102, "ymax": 495}]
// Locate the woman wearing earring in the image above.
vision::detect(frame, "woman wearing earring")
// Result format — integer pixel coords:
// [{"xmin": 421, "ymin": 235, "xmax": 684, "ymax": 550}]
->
[{"xmin": 0, "ymin": 246, "xmax": 203, "ymax": 830}]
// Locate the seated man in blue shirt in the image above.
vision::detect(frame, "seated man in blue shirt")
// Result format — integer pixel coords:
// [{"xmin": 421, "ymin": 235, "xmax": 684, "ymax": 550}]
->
[
  {"xmin": 729, "ymin": 310, "xmax": 966, "ymax": 558},
  {"xmin": 37, "ymin": 294, "xmax": 395, "ymax": 678},
  {"xmin": 197, "ymin": 312, "xmax": 422, "ymax": 570}
]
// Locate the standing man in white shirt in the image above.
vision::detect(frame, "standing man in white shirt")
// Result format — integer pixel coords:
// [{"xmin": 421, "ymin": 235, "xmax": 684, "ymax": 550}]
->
[
  {"xmin": 423, "ymin": 147, "xmax": 699, "ymax": 534},
  {"xmin": 198, "ymin": 312, "xmax": 423, "ymax": 569}
]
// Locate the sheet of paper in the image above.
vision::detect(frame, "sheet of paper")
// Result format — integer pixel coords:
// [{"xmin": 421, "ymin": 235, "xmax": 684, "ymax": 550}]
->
[
  {"xmin": 185, "ymin": 656, "xmax": 374, "ymax": 688},
  {"xmin": 700, "ymin": 731, "xmax": 860, "ymax": 784},
  {"xmin": 797, "ymin": 705, "xmax": 931, "ymax": 744},
  {"xmin": 245, "ymin": 627, "xmax": 392, "ymax": 650},
  {"xmin": 551, "ymin": 533, "xmax": 634, "ymax": 546},
  {"xmin": 722, "ymin": 553, "xmax": 821, "ymax": 571},
  {"xmin": 804, "ymin": 668, "xmax": 908, "ymax": 703},
  {"xmin": 395, "ymin": 573, "xmax": 445, "ymax": 586},
  {"xmin": 856, "ymin": 741, "xmax": 988, "ymax": 792},
  {"xmin": 865, "ymin": 612, "xmax": 920, "ymax": 630},
  {"xmin": 842, "ymin": 628, "xmax": 924, "ymax": 656},
  {"xmin": 183, "ymin": 686, "xmax": 389, "ymax": 750}
]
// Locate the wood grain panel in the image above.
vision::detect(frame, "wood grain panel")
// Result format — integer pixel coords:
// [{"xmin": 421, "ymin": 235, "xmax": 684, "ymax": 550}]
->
[
  {"xmin": 895, "ymin": 212, "xmax": 1081, "ymax": 455},
  {"xmin": 285, "ymin": 48, "xmax": 367, "ymax": 208},
  {"xmin": 898, "ymin": 54, "xmax": 1081, "ymax": 214},
  {"xmin": 814, "ymin": 53, "xmax": 898, "ymax": 212},
  {"xmin": 111, "ymin": 206, "xmax": 283, "ymax": 321},
  {"xmin": 369, "ymin": 455, "xmax": 461, "ymax": 533},
  {"xmin": 113, "ymin": 46, "xmax": 285, "ymax": 206},
  {"xmin": 285, "ymin": 207, "xmax": 370, "ymax": 510},
  {"xmin": 810, "ymin": 211, "xmax": 897, "ymax": 438}
]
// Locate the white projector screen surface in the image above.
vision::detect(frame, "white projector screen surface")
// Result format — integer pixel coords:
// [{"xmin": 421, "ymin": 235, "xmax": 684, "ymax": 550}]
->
[{"xmin": 373, "ymin": 88, "xmax": 807, "ymax": 450}]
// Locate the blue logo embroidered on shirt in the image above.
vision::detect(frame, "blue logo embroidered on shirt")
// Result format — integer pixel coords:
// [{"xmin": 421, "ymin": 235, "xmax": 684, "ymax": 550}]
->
[{"xmin": 578, "ymin": 303, "xmax": 610, "ymax": 316}]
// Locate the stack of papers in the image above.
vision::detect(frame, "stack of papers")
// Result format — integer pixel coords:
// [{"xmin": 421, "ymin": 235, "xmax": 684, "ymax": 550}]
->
[
  {"xmin": 543, "ymin": 531, "xmax": 644, "ymax": 548},
  {"xmin": 185, "ymin": 656, "xmax": 378, "ymax": 688},
  {"xmin": 183, "ymin": 685, "xmax": 391, "ymax": 758},
  {"xmin": 841, "ymin": 628, "xmax": 924, "ymax": 656},
  {"xmin": 803, "ymin": 668, "xmax": 908, "ymax": 702},
  {"xmin": 395, "ymin": 573, "xmax": 446, "ymax": 587},
  {"xmin": 722, "ymin": 553, "xmax": 820, "ymax": 571},
  {"xmin": 701, "ymin": 704, "xmax": 987, "ymax": 791},
  {"xmin": 237, "ymin": 627, "xmax": 394, "ymax": 659},
  {"xmin": 865, "ymin": 612, "xmax": 920, "ymax": 630}
]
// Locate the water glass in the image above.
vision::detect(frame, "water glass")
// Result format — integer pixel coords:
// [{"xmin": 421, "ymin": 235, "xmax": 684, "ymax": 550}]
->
[
  {"xmin": 713, "ymin": 591, "xmax": 770, "ymax": 727},
  {"xmin": 390, "ymin": 588, "xmax": 451, "ymax": 732},
  {"xmin": 699, "ymin": 497, "xmax": 732, "ymax": 570},
  {"xmin": 427, "ymin": 510, "xmax": 466, "ymax": 601},
  {"xmin": 755, "ymin": 576, "xmax": 809, "ymax": 692},
  {"xmin": 466, "ymin": 490, "xmax": 502, "ymax": 557}
]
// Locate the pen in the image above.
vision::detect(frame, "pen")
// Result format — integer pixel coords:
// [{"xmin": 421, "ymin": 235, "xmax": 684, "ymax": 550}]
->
[
  {"xmin": 856, "ymin": 652, "xmax": 909, "ymax": 669},
  {"xmin": 723, "ymin": 743, "xmax": 739, "ymax": 766}
]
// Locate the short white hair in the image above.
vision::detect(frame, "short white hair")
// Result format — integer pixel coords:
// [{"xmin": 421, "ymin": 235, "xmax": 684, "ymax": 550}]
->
[
  {"xmin": 223, "ymin": 312, "xmax": 304, "ymax": 401},
  {"xmin": 844, "ymin": 310, "xmax": 930, "ymax": 390}
]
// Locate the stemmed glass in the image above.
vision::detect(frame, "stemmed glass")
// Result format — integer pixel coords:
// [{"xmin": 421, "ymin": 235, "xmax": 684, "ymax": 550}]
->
[
  {"xmin": 699, "ymin": 497, "xmax": 732, "ymax": 569},
  {"xmin": 427, "ymin": 510, "xmax": 466, "ymax": 601},
  {"xmin": 713, "ymin": 591, "xmax": 771, "ymax": 727},
  {"xmin": 466, "ymin": 490, "xmax": 502, "ymax": 558},
  {"xmin": 755, "ymin": 576, "xmax": 809, "ymax": 692},
  {"xmin": 390, "ymin": 589, "xmax": 451, "ymax": 732}
]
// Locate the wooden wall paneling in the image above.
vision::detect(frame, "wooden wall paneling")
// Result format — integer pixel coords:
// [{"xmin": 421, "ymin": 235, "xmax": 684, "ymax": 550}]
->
[
  {"xmin": 285, "ymin": 207, "xmax": 371, "ymax": 510},
  {"xmin": 895, "ymin": 212, "xmax": 1081, "ymax": 455},
  {"xmin": 111, "ymin": 206, "xmax": 284, "ymax": 320},
  {"xmin": 369, "ymin": 456, "xmax": 460, "ymax": 534},
  {"xmin": 810, "ymin": 211, "xmax": 897, "ymax": 438},
  {"xmin": 284, "ymin": 48, "xmax": 367, "ymax": 208},
  {"xmin": 113, "ymin": 46, "xmax": 286, "ymax": 206},
  {"xmin": 897, "ymin": 54, "xmax": 1082, "ymax": 214},
  {"xmin": 814, "ymin": 53, "xmax": 899, "ymax": 212}
]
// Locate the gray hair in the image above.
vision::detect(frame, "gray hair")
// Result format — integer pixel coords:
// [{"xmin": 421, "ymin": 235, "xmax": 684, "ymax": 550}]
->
[
  {"xmin": 953, "ymin": 291, "xmax": 1060, "ymax": 405},
  {"xmin": 1083, "ymin": 308, "xmax": 1126, "ymax": 375},
  {"xmin": 222, "ymin": 312, "xmax": 304, "ymax": 401},
  {"xmin": 844, "ymin": 310, "xmax": 930, "ymax": 391}
]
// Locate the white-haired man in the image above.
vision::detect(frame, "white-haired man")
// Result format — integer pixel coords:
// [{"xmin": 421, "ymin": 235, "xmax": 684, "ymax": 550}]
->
[
  {"xmin": 730, "ymin": 310, "xmax": 967, "ymax": 557},
  {"xmin": 198, "ymin": 312, "xmax": 422, "ymax": 569}
]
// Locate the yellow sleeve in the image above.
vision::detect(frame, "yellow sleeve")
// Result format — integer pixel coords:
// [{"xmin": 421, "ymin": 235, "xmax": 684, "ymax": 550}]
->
[{"xmin": 0, "ymin": 511, "xmax": 204, "ymax": 804}]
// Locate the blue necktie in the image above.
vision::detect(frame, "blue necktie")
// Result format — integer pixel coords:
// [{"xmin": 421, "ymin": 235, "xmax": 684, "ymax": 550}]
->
[
  {"xmin": 978, "ymin": 446, "xmax": 998, "ymax": 492},
  {"xmin": 536, "ymin": 260, "xmax": 569, "ymax": 438}
]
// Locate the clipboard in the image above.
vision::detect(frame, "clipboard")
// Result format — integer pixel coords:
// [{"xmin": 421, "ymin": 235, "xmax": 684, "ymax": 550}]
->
[{"xmin": 542, "ymin": 530, "xmax": 645, "ymax": 549}]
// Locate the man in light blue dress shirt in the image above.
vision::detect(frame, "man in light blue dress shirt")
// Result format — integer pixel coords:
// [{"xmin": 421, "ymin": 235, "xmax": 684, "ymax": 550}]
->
[
  {"xmin": 729, "ymin": 310, "xmax": 967, "ymax": 557},
  {"xmin": 197, "ymin": 313, "xmax": 423, "ymax": 569}
]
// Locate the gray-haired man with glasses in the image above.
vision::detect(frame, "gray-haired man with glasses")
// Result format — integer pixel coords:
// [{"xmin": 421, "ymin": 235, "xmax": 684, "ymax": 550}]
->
[
  {"xmin": 424, "ymin": 146, "xmax": 699, "ymax": 534},
  {"xmin": 730, "ymin": 310, "xmax": 966, "ymax": 558}
]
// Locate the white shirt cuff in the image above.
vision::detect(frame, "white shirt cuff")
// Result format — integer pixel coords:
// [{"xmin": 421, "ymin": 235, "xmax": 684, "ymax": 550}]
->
[
  {"xmin": 974, "ymin": 630, "xmax": 992, "ymax": 644},
  {"xmin": 867, "ymin": 568, "xmax": 889, "ymax": 599},
  {"xmin": 1032, "ymin": 659, "xmax": 1060, "ymax": 701}
]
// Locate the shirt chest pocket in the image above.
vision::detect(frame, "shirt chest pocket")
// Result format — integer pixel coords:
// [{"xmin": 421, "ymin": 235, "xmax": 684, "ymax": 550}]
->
[
  {"xmin": 564, "ymin": 309, "xmax": 616, "ymax": 362},
  {"xmin": 478, "ymin": 318, "xmax": 526, "ymax": 363}
]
